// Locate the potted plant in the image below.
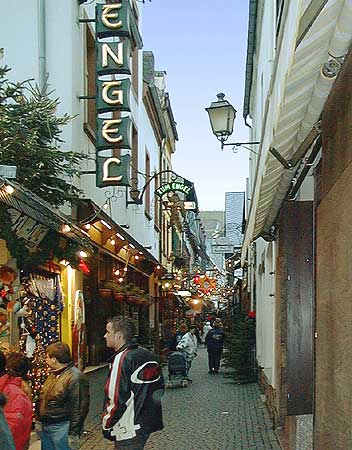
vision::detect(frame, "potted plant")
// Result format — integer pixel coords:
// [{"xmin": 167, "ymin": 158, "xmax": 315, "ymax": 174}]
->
[
  {"xmin": 103, "ymin": 281, "xmax": 127, "ymax": 302},
  {"xmin": 125, "ymin": 283, "xmax": 147, "ymax": 305},
  {"xmin": 98, "ymin": 284, "xmax": 113, "ymax": 300}
]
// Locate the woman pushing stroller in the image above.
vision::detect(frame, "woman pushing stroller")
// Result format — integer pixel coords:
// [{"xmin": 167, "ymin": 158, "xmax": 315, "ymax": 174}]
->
[{"xmin": 176, "ymin": 324, "xmax": 198, "ymax": 378}]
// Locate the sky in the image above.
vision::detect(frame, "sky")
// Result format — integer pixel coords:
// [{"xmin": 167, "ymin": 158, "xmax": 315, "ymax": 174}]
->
[{"xmin": 142, "ymin": 0, "xmax": 250, "ymax": 211}]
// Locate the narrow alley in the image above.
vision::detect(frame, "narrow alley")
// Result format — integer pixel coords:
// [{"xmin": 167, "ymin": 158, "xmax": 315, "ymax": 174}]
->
[{"xmin": 78, "ymin": 348, "xmax": 281, "ymax": 450}]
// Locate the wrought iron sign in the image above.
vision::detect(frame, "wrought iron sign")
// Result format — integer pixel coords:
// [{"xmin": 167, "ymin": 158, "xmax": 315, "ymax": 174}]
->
[
  {"xmin": 155, "ymin": 181, "xmax": 192, "ymax": 198},
  {"xmin": 127, "ymin": 169, "xmax": 197, "ymax": 209},
  {"xmin": 95, "ymin": 2, "xmax": 142, "ymax": 188}
]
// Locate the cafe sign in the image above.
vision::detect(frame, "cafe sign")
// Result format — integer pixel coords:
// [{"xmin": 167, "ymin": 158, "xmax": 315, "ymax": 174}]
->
[
  {"xmin": 95, "ymin": 1, "xmax": 142, "ymax": 187},
  {"xmin": 155, "ymin": 182, "xmax": 192, "ymax": 198}
]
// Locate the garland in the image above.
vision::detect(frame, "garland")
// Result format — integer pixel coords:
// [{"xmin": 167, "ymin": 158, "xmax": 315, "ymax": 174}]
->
[{"xmin": 0, "ymin": 207, "xmax": 80, "ymax": 271}]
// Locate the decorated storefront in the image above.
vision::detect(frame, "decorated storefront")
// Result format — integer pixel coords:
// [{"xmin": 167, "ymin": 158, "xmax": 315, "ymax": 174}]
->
[
  {"xmin": 76, "ymin": 198, "xmax": 162, "ymax": 364},
  {"xmin": 0, "ymin": 177, "xmax": 91, "ymax": 399}
]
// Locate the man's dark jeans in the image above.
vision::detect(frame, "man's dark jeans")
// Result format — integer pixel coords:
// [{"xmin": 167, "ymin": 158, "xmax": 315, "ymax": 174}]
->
[
  {"xmin": 208, "ymin": 350, "xmax": 222, "ymax": 372},
  {"xmin": 114, "ymin": 433, "xmax": 150, "ymax": 449}
]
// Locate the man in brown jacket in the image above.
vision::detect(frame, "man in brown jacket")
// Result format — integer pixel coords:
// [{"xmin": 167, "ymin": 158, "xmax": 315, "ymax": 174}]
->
[{"xmin": 39, "ymin": 342, "xmax": 90, "ymax": 450}]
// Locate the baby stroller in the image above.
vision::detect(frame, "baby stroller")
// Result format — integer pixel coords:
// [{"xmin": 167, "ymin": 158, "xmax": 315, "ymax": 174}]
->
[{"xmin": 165, "ymin": 351, "xmax": 191, "ymax": 388}]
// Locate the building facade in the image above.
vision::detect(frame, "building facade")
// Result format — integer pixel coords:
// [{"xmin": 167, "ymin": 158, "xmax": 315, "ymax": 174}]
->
[
  {"xmin": 242, "ymin": 1, "xmax": 352, "ymax": 449},
  {"xmin": 0, "ymin": 0, "xmax": 181, "ymax": 373}
]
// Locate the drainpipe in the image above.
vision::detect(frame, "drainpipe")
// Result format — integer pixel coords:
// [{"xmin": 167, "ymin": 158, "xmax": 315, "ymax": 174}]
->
[
  {"xmin": 38, "ymin": 0, "xmax": 46, "ymax": 92},
  {"xmin": 243, "ymin": 0, "xmax": 258, "ymax": 124}
]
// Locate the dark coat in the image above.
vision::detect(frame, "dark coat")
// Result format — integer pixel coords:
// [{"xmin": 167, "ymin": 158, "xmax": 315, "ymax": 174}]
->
[
  {"xmin": 205, "ymin": 328, "xmax": 225, "ymax": 353},
  {"xmin": 102, "ymin": 343, "xmax": 164, "ymax": 442}
]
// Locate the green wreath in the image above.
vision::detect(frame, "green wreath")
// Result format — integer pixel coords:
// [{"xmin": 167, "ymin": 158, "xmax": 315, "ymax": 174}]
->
[{"xmin": 0, "ymin": 207, "xmax": 80, "ymax": 271}]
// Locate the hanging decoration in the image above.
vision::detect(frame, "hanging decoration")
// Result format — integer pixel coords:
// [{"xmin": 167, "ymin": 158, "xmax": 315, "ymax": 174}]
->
[
  {"xmin": 0, "ymin": 265, "xmax": 16, "ymax": 308},
  {"xmin": 78, "ymin": 258, "xmax": 90, "ymax": 274},
  {"xmin": 18, "ymin": 273, "xmax": 64, "ymax": 408}
]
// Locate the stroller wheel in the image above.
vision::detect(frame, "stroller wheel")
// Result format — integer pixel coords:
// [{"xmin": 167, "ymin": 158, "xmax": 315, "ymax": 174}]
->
[{"xmin": 181, "ymin": 379, "xmax": 188, "ymax": 388}]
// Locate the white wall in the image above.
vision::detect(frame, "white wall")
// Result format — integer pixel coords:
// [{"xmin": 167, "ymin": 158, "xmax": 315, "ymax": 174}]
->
[
  {"xmin": 0, "ymin": 0, "xmax": 161, "ymax": 259},
  {"xmin": 247, "ymin": 0, "xmax": 277, "ymax": 388}
]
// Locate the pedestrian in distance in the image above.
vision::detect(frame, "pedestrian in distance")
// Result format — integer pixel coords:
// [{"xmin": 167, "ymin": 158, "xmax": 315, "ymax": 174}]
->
[
  {"xmin": 205, "ymin": 321, "xmax": 225, "ymax": 374},
  {"xmin": 168, "ymin": 323, "xmax": 188, "ymax": 351},
  {"xmin": 39, "ymin": 342, "xmax": 90, "ymax": 450},
  {"xmin": 0, "ymin": 352, "xmax": 33, "ymax": 450},
  {"xmin": 102, "ymin": 316, "xmax": 164, "ymax": 450},
  {"xmin": 0, "ymin": 393, "xmax": 16, "ymax": 450},
  {"xmin": 202, "ymin": 321, "xmax": 212, "ymax": 345},
  {"xmin": 176, "ymin": 324, "xmax": 198, "ymax": 376},
  {"xmin": 194, "ymin": 323, "xmax": 202, "ymax": 346}
]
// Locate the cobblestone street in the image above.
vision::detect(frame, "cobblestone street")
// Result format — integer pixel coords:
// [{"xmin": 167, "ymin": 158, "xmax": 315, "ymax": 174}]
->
[{"xmin": 78, "ymin": 348, "xmax": 281, "ymax": 450}]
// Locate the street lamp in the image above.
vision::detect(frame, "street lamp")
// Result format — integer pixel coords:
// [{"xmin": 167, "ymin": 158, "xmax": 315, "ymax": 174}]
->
[{"xmin": 206, "ymin": 93, "xmax": 260, "ymax": 152}]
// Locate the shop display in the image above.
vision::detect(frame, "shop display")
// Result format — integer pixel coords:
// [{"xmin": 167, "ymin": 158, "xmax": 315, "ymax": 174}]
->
[
  {"xmin": 18, "ymin": 273, "xmax": 65, "ymax": 401},
  {"xmin": 72, "ymin": 290, "xmax": 87, "ymax": 371}
]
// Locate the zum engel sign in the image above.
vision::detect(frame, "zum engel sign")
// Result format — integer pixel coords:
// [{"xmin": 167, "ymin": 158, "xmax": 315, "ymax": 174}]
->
[
  {"xmin": 95, "ymin": 2, "xmax": 141, "ymax": 188},
  {"xmin": 155, "ymin": 182, "xmax": 192, "ymax": 198}
]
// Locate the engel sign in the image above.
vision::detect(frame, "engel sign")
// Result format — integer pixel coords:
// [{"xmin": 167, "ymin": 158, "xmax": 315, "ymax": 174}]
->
[{"xmin": 95, "ymin": 2, "xmax": 141, "ymax": 187}]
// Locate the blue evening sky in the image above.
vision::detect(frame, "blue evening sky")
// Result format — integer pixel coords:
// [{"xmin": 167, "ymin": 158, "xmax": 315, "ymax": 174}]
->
[{"xmin": 142, "ymin": 0, "xmax": 250, "ymax": 210}]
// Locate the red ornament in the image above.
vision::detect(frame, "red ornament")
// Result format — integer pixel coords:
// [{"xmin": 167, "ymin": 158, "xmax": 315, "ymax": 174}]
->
[
  {"xmin": 0, "ymin": 289, "xmax": 7, "ymax": 298},
  {"xmin": 0, "ymin": 266, "xmax": 16, "ymax": 285},
  {"xmin": 78, "ymin": 258, "xmax": 90, "ymax": 274},
  {"xmin": 248, "ymin": 311, "xmax": 256, "ymax": 319}
]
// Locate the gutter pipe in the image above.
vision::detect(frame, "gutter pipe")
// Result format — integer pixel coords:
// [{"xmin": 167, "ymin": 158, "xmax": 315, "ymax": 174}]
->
[
  {"xmin": 243, "ymin": 0, "xmax": 258, "ymax": 124},
  {"xmin": 38, "ymin": 0, "xmax": 46, "ymax": 92}
]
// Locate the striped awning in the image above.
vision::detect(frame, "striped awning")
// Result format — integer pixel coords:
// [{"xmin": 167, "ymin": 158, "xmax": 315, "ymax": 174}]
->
[{"xmin": 242, "ymin": 0, "xmax": 352, "ymax": 261}]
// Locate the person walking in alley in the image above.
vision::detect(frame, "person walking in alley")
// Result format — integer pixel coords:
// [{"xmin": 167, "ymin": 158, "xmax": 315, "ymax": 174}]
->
[
  {"xmin": 102, "ymin": 316, "xmax": 164, "ymax": 450},
  {"xmin": 176, "ymin": 324, "xmax": 198, "ymax": 376},
  {"xmin": 205, "ymin": 321, "xmax": 225, "ymax": 374},
  {"xmin": 39, "ymin": 342, "xmax": 90, "ymax": 450},
  {"xmin": 0, "ymin": 352, "xmax": 33, "ymax": 450}
]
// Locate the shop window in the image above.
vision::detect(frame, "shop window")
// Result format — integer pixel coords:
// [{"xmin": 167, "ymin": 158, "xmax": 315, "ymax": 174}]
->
[
  {"xmin": 84, "ymin": 25, "xmax": 96, "ymax": 142},
  {"xmin": 145, "ymin": 150, "xmax": 151, "ymax": 218}
]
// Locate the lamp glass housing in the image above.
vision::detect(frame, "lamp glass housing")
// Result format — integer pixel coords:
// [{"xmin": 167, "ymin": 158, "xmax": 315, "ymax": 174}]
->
[{"xmin": 206, "ymin": 93, "xmax": 237, "ymax": 139}]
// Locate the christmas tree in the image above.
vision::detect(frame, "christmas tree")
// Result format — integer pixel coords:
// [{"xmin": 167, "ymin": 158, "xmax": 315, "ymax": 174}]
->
[
  {"xmin": 223, "ymin": 312, "xmax": 257, "ymax": 383},
  {"xmin": 0, "ymin": 49, "xmax": 86, "ymax": 207},
  {"xmin": 29, "ymin": 334, "xmax": 50, "ymax": 405}
]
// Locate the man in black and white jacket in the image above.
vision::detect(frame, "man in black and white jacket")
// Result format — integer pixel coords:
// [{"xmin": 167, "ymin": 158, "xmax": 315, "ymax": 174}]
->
[{"xmin": 102, "ymin": 316, "xmax": 164, "ymax": 449}]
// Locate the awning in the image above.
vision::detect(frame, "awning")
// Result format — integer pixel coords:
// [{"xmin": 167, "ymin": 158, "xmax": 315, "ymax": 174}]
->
[
  {"xmin": 242, "ymin": 0, "xmax": 352, "ymax": 261},
  {"xmin": 0, "ymin": 177, "xmax": 92, "ymax": 249},
  {"xmin": 77, "ymin": 199, "xmax": 159, "ymax": 266}
]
